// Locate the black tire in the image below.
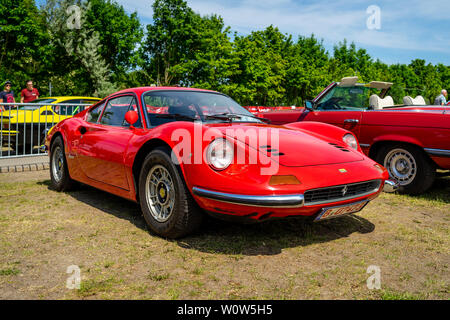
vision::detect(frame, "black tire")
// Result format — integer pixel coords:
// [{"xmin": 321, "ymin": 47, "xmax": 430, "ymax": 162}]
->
[
  {"xmin": 375, "ymin": 143, "xmax": 435, "ymax": 195},
  {"xmin": 138, "ymin": 147, "xmax": 203, "ymax": 239},
  {"xmin": 50, "ymin": 136, "xmax": 74, "ymax": 192}
]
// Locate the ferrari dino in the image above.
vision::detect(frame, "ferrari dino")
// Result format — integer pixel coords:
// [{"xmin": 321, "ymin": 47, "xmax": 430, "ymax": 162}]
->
[{"xmin": 45, "ymin": 87, "xmax": 392, "ymax": 238}]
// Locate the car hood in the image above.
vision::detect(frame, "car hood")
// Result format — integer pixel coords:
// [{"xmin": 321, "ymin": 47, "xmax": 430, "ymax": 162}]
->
[{"xmin": 205, "ymin": 123, "xmax": 365, "ymax": 167}]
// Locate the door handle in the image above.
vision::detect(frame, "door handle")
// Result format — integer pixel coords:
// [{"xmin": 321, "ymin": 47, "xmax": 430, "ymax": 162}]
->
[{"xmin": 344, "ymin": 119, "xmax": 359, "ymax": 124}]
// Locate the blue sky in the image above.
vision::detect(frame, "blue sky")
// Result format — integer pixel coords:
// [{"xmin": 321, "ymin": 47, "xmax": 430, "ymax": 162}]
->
[
  {"xmin": 117, "ymin": 0, "xmax": 450, "ymax": 65},
  {"xmin": 35, "ymin": 0, "xmax": 450, "ymax": 65}
]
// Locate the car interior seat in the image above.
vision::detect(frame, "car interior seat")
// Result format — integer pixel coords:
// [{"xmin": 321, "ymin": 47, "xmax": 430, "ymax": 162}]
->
[
  {"xmin": 369, "ymin": 95, "xmax": 394, "ymax": 110},
  {"xmin": 403, "ymin": 96, "xmax": 426, "ymax": 106}
]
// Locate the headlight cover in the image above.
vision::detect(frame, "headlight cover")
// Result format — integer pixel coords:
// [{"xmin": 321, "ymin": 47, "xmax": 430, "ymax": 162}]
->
[
  {"xmin": 343, "ymin": 133, "xmax": 358, "ymax": 150},
  {"xmin": 206, "ymin": 138, "xmax": 234, "ymax": 171}
]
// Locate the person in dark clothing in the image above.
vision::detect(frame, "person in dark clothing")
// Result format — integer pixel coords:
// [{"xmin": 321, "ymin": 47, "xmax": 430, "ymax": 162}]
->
[{"xmin": 0, "ymin": 81, "xmax": 16, "ymax": 111}]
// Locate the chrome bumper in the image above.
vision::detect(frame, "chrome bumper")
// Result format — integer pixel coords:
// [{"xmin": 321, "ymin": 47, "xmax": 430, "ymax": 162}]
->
[
  {"xmin": 192, "ymin": 187, "xmax": 305, "ymax": 208},
  {"xmin": 383, "ymin": 180, "xmax": 399, "ymax": 193}
]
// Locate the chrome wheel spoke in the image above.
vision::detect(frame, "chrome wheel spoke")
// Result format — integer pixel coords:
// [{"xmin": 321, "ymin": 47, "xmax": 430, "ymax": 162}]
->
[
  {"xmin": 384, "ymin": 149, "xmax": 417, "ymax": 186},
  {"xmin": 145, "ymin": 165, "xmax": 175, "ymax": 223}
]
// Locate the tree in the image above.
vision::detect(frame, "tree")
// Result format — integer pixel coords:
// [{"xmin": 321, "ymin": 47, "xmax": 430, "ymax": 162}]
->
[
  {"xmin": 284, "ymin": 35, "xmax": 331, "ymax": 105},
  {"xmin": 84, "ymin": 0, "xmax": 143, "ymax": 77},
  {"xmin": 142, "ymin": 0, "xmax": 199, "ymax": 86},
  {"xmin": 0, "ymin": 0, "xmax": 50, "ymax": 95},
  {"xmin": 231, "ymin": 26, "xmax": 290, "ymax": 105},
  {"xmin": 43, "ymin": 0, "xmax": 117, "ymax": 97}
]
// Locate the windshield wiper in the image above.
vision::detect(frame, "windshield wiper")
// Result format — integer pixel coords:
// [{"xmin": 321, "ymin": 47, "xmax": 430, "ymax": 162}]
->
[
  {"xmin": 205, "ymin": 113, "xmax": 242, "ymax": 122},
  {"xmin": 205, "ymin": 113, "xmax": 271, "ymax": 123},
  {"xmin": 155, "ymin": 113, "xmax": 197, "ymax": 121}
]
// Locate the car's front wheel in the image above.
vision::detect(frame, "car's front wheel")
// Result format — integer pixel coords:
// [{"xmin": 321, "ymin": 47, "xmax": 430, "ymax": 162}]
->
[
  {"xmin": 376, "ymin": 143, "xmax": 435, "ymax": 195},
  {"xmin": 138, "ymin": 147, "xmax": 203, "ymax": 238},
  {"xmin": 50, "ymin": 136, "xmax": 75, "ymax": 191}
]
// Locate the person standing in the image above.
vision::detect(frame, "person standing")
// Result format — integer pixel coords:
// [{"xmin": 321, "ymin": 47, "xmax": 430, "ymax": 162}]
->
[
  {"xmin": 0, "ymin": 81, "xmax": 16, "ymax": 111},
  {"xmin": 434, "ymin": 89, "xmax": 447, "ymax": 106},
  {"xmin": 20, "ymin": 80, "xmax": 39, "ymax": 103}
]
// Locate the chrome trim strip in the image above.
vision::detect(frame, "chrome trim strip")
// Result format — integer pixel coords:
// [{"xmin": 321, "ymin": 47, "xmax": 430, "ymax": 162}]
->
[
  {"xmin": 360, "ymin": 144, "xmax": 371, "ymax": 148},
  {"xmin": 383, "ymin": 180, "xmax": 399, "ymax": 193},
  {"xmin": 424, "ymin": 148, "xmax": 450, "ymax": 157},
  {"xmin": 304, "ymin": 180, "xmax": 382, "ymax": 206},
  {"xmin": 192, "ymin": 187, "xmax": 305, "ymax": 208}
]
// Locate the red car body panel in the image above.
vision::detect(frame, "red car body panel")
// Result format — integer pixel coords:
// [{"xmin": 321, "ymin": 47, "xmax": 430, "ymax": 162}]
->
[
  {"xmin": 257, "ymin": 89, "xmax": 450, "ymax": 171},
  {"xmin": 46, "ymin": 87, "xmax": 389, "ymax": 222}
]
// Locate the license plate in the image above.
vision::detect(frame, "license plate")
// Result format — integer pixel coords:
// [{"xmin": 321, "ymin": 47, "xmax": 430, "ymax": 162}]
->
[{"xmin": 314, "ymin": 201, "xmax": 369, "ymax": 222}]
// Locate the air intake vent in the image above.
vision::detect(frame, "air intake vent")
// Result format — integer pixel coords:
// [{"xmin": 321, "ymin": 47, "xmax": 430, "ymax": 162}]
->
[
  {"xmin": 329, "ymin": 143, "xmax": 351, "ymax": 152},
  {"xmin": 304, "ymin": 180, "xmax": 382, "ymax": 205},
  {"xmin": 260, "ymin": 145, "xmax": 285, "ymax": 156}
]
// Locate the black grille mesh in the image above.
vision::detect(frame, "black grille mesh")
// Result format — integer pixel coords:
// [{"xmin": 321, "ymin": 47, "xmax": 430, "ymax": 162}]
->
[{"xmin": 304, "ymin": 180, "xmax": 381, "ymax": 205}]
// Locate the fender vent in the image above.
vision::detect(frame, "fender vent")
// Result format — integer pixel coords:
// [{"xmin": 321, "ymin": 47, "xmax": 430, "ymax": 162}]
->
[
  {"xmin": 260, "ymin": 145, "xmax": 285, "ymax": 156},
  {"xmin": 329, "ymin": 143, "xmax": 351, "ymax": 152}
]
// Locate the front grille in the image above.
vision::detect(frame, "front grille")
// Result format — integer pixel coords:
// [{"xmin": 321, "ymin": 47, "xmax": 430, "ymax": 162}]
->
[{"xmin": 304, "ymin": 180, "xmax": 381, "ymax": 205}]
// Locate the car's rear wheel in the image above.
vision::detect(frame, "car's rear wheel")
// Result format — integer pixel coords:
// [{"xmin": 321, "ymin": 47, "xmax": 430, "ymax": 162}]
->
[
  {"xmin": 50, "ymin": 136, "xmax": 74, "ymax": 192},
  {"xmin": 138, "ymin": 147, "xmax": 203, "ymax": 238},
  {"xmin": 376, "ymin": 143, "xmax": 435, "ymax": 195}
]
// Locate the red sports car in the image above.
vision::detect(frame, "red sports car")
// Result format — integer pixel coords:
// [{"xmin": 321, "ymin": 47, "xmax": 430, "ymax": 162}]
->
[
  {"xmin": 45, "ymin": 87, "xmax": 391, "ymax": 238},
  {"xmin": 258, "ymin": 77, "xmax": 450, "ymax": 195}
]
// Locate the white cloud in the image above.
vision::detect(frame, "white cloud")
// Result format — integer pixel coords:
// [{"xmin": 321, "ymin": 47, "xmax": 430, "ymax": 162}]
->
[{"xmin": 115, "ymin": 0, "xmax": 450, "ymax": 61}]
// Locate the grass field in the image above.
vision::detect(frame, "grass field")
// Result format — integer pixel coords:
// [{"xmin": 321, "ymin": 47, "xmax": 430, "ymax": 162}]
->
[{"xmin": 0, "ymin": 170, "xmax": 448, "ymax": 300}]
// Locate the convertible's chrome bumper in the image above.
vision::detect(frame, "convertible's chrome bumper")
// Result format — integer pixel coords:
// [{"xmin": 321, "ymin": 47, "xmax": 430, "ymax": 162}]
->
[
  {"xmin": 383, "ymin": 180, "xmax": 399, "ymax": 193},
  {"xmin": 192, "ymin": 187, "xmax": 305, "ymax": 208}
]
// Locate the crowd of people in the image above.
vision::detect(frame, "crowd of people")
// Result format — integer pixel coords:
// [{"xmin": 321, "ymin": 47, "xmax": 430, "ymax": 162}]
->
[{"xmin": 0, "ymin": 80, "xmax": 39, "ymax": 111}]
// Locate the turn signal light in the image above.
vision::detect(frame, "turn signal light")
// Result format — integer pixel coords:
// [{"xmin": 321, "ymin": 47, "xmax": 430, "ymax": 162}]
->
[{"xmin": 269, "ymin": 175, "xmax": 301, "ymax": 186}]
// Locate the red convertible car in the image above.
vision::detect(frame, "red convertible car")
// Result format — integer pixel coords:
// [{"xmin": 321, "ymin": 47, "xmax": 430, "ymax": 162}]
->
[
  {"xmin": 258, "ymin": 77, "xmax": 450, "ymax": 195},
  {"xmin": 45, "ymin": 87, "xmax": 391, "ymax": 238}
]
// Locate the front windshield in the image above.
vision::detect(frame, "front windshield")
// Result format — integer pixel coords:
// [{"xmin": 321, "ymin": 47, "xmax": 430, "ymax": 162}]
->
[
  {"xmin": 315, "ymin": 86, "xmax": 374, "ymax": 110},
  {"xmin": 143, "ymin": 90, "xmax": 261, "ymax": 126},
  {"xmin": 18, "ymin": 98, "xmax": 56, "ymax": 110}
]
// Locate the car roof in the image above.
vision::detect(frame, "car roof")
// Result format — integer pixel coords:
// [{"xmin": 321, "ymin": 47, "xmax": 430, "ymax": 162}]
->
[
  {"xmin": 107, "ymin": 87, "xmax": 218, "ymax": 98},
  {"xmin": 40, "ymin": 96, "xmax": 101, "ymax": 101}
]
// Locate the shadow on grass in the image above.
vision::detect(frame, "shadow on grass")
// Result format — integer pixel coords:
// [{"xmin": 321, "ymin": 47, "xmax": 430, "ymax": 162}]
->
[
  {"xmin": 41, "ymin": 180, "xmax": 375, "ymax": 256},
  {"xmin": 177, "ymin": 214, "xmax": 375, "ymax": 256},
  {"xmin": 40, "ymin": 180, "xmax": 148, "ymax": 231},
  {"xmin": 409, "ymin": 175, "xmax": 450, "ymax": 204}
]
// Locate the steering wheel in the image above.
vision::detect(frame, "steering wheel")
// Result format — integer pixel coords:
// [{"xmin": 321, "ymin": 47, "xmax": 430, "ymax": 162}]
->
[{"xmin": 326, "ymin": 97, "xmax": 344, "ymax": 110}]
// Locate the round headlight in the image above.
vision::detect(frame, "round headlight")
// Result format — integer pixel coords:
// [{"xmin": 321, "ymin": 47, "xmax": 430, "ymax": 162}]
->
[
  {"xmin": 343, "ymin": 133, "xmax": 358, "ymax": 150},
  {"xmin": 206, "ymin": 138, "xmax": 234, "ymax": 171}
]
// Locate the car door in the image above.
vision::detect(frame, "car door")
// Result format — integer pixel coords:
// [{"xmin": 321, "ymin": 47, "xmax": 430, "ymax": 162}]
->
[
  {"xmin": 303, "ymin": 85, "xmax": 366, "ymax": 137},
  {"xmin": 76, "ymin": 95, "xmax": 140, "ymax": 190}
]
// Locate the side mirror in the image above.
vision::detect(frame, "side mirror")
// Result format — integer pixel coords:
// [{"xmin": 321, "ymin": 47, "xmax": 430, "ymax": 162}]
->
[
  {"xmin": 304, "ymin": 100, "xmax": 314, "ymax": 110},
  {"xmin": 125, "ymin": 110, "xmax": 139, "ymax": 127}
]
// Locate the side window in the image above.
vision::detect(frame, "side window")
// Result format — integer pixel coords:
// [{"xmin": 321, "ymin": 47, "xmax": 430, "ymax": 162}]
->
[
  {"xmin": 86, "ymin": 101, "xmax": 106, "ymax": 123},
  {"xmin": 100, "ymin": 95, "xmax": 140, "ymax": 127}
]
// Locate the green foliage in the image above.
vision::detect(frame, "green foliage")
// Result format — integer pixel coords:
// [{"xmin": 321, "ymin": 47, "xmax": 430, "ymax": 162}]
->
[
  {"xmin": 0, "ymin": 0, "xmax": 448, "ymax": 103},
  {"xmin": 0, "ymin": 0, "xmax": 51, "ymax": 94}
]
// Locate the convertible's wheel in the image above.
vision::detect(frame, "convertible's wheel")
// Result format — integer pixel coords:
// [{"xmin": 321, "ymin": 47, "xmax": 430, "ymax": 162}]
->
[
  {"xmin": 139, "ymin": 147, "xmax": 203, "ymax": 239},
  {"xmin": 50, "ymin": 136, "xmax": 74, "ymax": 192},
  {"xmin": 376, "ymin": 143, "xmax": 435, "ymax": 195}
]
